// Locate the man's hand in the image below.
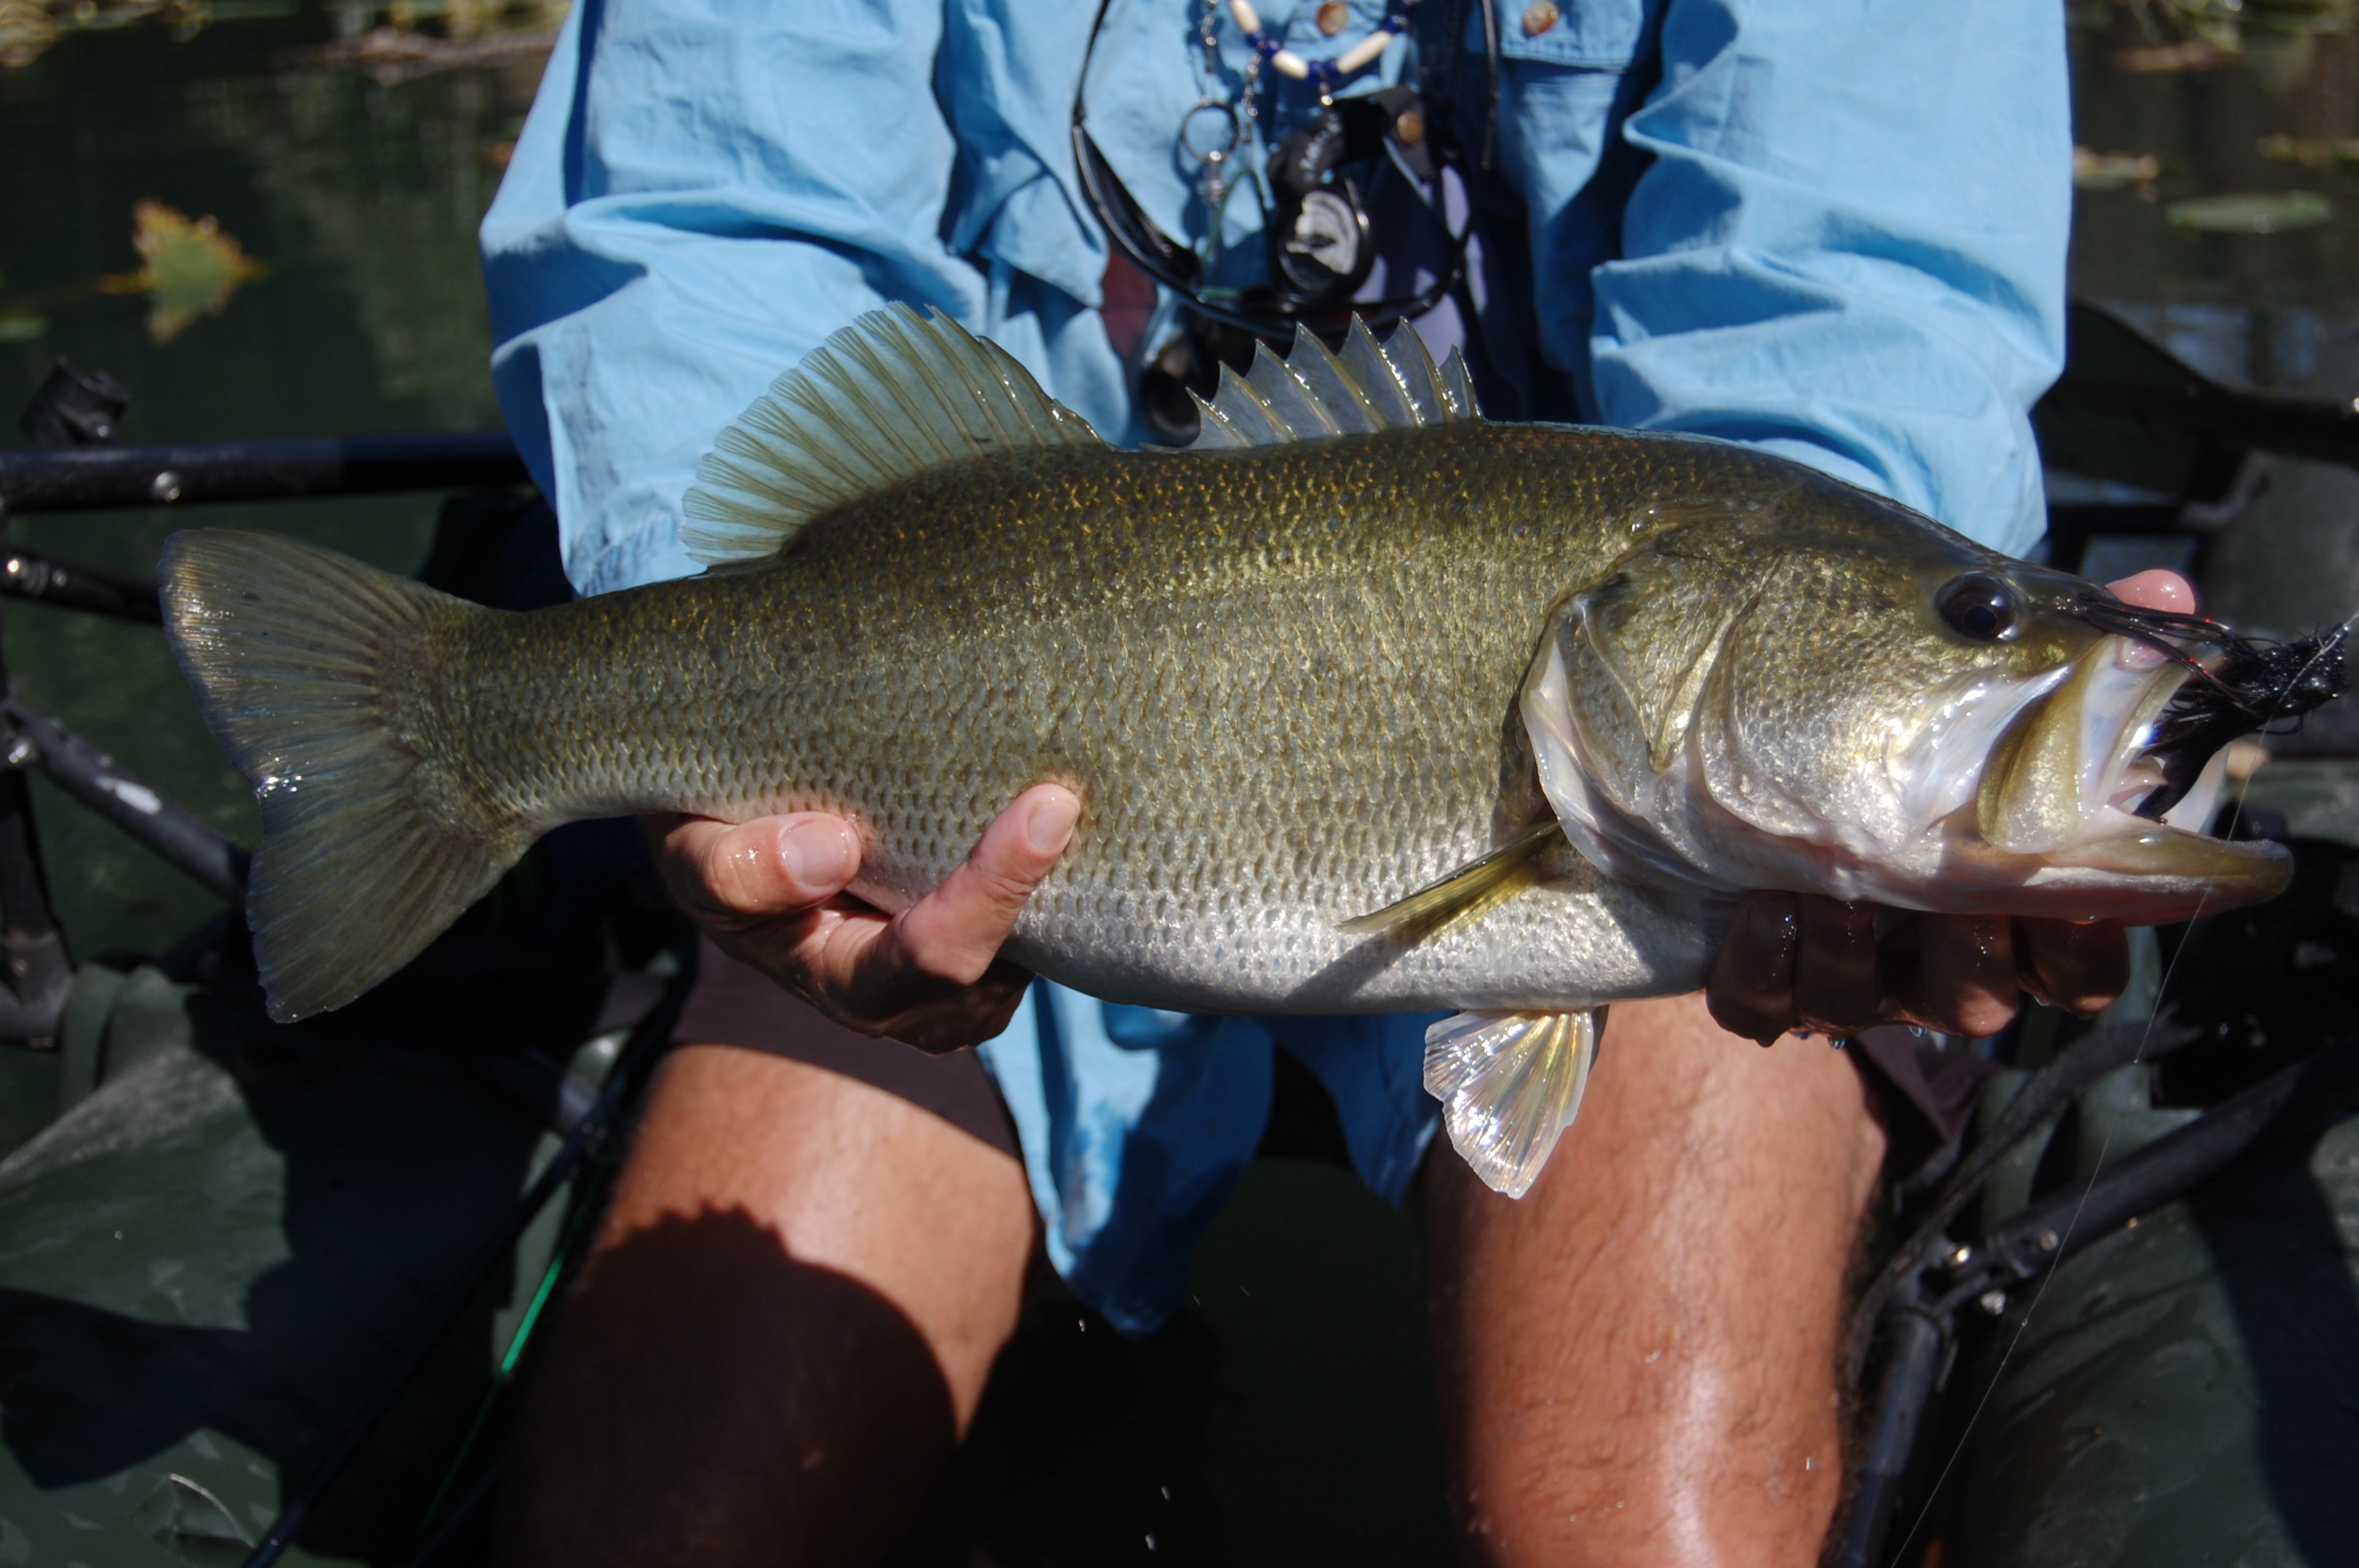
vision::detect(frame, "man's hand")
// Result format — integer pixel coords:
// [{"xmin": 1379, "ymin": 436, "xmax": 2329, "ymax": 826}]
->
[
  {"xmin": 1705, "ymin": 568, "xmax": 2194, "ymax": 1043},
  {"xmin": 1704, "ymin": 893, "xmax": 2131, "ymax": 1042},
  {"xmin": 651, "ymin": 784, "xmax": 1080, "ymax": 1054}
]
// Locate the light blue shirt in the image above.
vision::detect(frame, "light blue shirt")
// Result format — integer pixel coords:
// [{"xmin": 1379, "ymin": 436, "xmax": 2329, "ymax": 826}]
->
[{"xmin": 481, "ymin": 0, "xmax": 2070, "ymax": 1332}]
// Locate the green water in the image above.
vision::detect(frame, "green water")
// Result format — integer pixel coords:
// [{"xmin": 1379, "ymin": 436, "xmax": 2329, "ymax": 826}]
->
[
  {"xmin": 0, "ymin": 6, "xmax": 540, "ymax": 958},
  {"xmin": 2071, "ymin": 19, "xmax": 2359, "ymax": 322}
]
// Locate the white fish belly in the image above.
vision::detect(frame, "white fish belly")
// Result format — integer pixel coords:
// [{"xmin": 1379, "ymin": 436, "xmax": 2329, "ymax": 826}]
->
[{"xmin": 1006, "ymin": 874, "xmax": 1717, "ymax": 1017}]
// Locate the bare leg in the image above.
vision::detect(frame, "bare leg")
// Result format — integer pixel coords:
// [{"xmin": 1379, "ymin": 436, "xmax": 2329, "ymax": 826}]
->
[
  {"xmin": 496, "ymin": 1043, "xmax": 1035, "ymax": 1568},
  {"xmin": 1426, "ymin": 994, "xmax": 1887, "ymax": 1568}
]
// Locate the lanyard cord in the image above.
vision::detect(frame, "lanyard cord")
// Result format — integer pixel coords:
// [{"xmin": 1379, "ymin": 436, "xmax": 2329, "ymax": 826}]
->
[{"xmin": 1071, "ymin": 0, "xmax": 1479, "ymax": 339}]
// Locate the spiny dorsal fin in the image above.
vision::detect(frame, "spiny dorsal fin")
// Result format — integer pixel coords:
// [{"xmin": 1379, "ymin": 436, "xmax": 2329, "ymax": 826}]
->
[
  {"xmin": 682, "ymin": 304, "xmax": 1106, "ymax": 565},
  {"xmin": 1187, "ymin": 316, "xmax": 1481, "ymax": 452},
  {"xmin": 1339, "ymin": 817, "xmax": 1564, "ymax": 941}
]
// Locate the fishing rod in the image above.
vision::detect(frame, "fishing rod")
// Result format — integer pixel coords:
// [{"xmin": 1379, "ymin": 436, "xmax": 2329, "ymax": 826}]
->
[
  {"xmin": 0, "ymin": 365, "xmax": 677, "ymax": 1559},
  {"xmin": 0, "ymin": 430, "xmax": 529, "ymax": 516},
  {"xmin": 0, "ymin": 419, "xmax": 533, "ymax": 1007},
  {"xmin": 237, "ymin": 953, "xmax": 696, "ymax": 1568}
]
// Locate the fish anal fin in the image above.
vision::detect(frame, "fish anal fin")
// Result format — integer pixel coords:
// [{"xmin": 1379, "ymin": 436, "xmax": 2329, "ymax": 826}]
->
[
  {"xmin": 1424, "ymin": 1007, "xmax": 1605, "ymax": 1199},
  {"xmin": 681, "ymin": 304, "xmax": 1105, "ymax": 568},
  {"xmin": 1339, "ymin": 818, "xmax": 1565, "ymax": 942}
]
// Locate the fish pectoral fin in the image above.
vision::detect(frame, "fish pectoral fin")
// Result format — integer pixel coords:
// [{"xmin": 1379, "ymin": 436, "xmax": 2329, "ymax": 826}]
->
[
  {"xmin": 1423, "ymin": 1007, "xmax": 1605, "ymax": 1199},
  {"xmin": 1339, "ymin": 818, "xmax": 1565, "ymax": 941}
]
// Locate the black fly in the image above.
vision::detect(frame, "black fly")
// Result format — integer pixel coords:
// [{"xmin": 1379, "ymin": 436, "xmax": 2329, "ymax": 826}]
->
[{"xmin": 2061, "ymin": 596, "xmax": 2350, "ymax": 819}]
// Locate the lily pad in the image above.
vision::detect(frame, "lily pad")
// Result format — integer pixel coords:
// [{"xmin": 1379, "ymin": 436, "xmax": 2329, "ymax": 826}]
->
[
  {"xmin": 2165, "ymin": 190, "xmax": 2334, "ymax": 233},
  {"xmin": 2257, "ymin": 134, "xmax": 2359, "ymax": 175},
  {"xmin": 0, "ymin": 310, "xmax": 45, "ymax": 343}
]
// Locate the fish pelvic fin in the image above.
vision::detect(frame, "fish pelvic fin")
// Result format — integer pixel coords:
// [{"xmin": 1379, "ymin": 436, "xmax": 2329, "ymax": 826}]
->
[
  {"xmin": 1339, "ymin": 818, "xmax": 1563, "ymax": 942},
  {"xmin": 1186, "ymin": 316, "xmax": 1481, "ymax": 452},
  {"xmin": 1424, "ymin": 1007, "xmax": 1605, "ymax": 1199},
  {"xmin": 162, "ymin": 530, "xmax": 534, "ymax": 1024},
  {"xmin": 681, "ymin": 303, "xmax": 1107, "ymax": 567}
]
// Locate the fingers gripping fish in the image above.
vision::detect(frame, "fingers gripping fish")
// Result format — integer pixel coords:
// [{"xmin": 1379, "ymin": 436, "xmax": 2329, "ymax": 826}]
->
[{"xmin": 160, "ymin": 307, "xmax": 2334, "ymax": 1197}]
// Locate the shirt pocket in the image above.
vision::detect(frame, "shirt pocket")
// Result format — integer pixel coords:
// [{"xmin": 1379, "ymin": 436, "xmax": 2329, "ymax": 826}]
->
[{"xmin": 1467, "ymin": 0, "xmax": 1648, "ymax": 72}]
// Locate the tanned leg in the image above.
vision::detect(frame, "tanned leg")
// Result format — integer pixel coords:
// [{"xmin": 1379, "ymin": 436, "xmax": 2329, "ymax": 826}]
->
[
  {"xmin": 496, "ymin": 1044, "xmax": 1035, "ymax": 1568},
  {"xmin": 1426, "ymin": 994, "xmax": 1887, "ymax": 1568}
]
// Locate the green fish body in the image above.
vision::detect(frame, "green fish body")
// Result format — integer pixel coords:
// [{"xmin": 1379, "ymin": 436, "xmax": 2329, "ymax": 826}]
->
[{"xmin": 164, "ymin": 308, "xmax": 2292, "ymax": 1193}]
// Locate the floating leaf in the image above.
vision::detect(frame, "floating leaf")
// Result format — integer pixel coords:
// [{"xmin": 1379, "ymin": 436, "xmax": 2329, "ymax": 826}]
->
[
  {"xmin": 0, "ymin": 310, "xmax": 46, "ymax": 343},
  {"xmin": 96, "ymin": 200, "xmax": 268, "ymax": 343},
  {"xmin": 2114, "ymin": 38, "xmax": 2231, "ymax": 72},
  {"xmin": 0, "ymin": 0, "xmax": 57, "ymax": 67},
  {"xmin": 2074, "ymin": 147, "xmax": 2162, "ymax": 191},
  {"xmin": 2257, "ymin": 133, "xmax": 2359, "ymax": 175},
  {"xmin": 2165, "ymin": 190, "xmax": 2334, "ymax": 232}
]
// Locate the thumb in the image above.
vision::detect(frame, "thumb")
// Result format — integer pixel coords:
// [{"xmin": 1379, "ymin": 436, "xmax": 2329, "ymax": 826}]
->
[
  {"xmin": 660, "ymin": 811, "xmax": 861, "ymax": 922},
  {"xmin": 882, "ymin": 785, "xmax": 1081, "ymax": 987}
]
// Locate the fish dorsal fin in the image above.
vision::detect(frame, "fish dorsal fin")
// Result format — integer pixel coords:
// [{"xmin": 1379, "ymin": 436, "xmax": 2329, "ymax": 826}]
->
[
  {"xmin": 682, "ymin": 303, "xmax": 1106, "ymax": 565},
  {"xmin": 1186, "ymin": 317, "xmax": 1481, "ymax": 452}
]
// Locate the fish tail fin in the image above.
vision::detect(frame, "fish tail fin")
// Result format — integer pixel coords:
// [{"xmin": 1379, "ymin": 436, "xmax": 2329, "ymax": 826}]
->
[
  {"xmin": 1423, "ymin": 1007, "xmax": 1605, "ymax": 1198},
  {"xmin": 162, "ymin": 529, "xmax": 536, "ymax": 1024}
]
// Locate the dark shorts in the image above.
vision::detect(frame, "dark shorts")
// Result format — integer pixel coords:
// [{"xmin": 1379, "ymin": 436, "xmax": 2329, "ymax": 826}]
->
[{"xmin": 671, "ymin": 937, "xmax": 1020, "ymax": 1160}]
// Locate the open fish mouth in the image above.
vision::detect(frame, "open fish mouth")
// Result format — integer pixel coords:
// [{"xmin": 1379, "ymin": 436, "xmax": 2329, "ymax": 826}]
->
[
  {"xmin": 2075, "ymin": 597, "xmax": 2349, "ymax": 817},
  {"xmin": 1965, "ymin": 603, "xmax": 2348, "ymax": 913}
]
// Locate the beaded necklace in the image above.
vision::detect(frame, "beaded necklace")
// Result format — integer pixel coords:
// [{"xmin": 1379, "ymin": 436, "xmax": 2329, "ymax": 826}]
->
[
  {"xmin": 1227, "ymin": 0, "xmax": 1416, "ymax": 100},
  {"xmin": 1182, "ymin": 0, "xmax": 1418, "ymax": 260}
]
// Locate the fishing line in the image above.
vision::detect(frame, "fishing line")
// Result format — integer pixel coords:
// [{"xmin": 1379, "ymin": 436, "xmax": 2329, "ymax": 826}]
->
[
  {"xmin": 1881, "ymin": 968, "xmax": 2176, "ymax": 1568},
  {"xmin": 1880, "ymin": 612, "xmax": 2351, "ymax": 1568}
]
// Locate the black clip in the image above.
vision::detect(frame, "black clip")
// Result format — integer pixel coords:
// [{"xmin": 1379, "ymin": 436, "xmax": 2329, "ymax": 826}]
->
[{"xmin": 18, "ymin": 360, "xmax": 130, "ymax": 450}]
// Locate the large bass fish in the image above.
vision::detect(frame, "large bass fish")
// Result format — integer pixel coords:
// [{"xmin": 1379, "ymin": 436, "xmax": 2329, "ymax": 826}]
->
[{"xmin": 162, "ymin": 307, "xmax": 2332, "ymax": 1196}]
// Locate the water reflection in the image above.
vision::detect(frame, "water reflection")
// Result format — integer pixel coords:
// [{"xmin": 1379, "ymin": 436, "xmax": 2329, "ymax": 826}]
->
[
  {"xmin": 2066, "ymin": 6, "xmax": 2359, "ymax": 643},
  {"xmin": 0, "ymin": 0, "xmax": 557, "ymax": 72},
  {"xmin": 2072, "ymin": 9, "xmax": 2359, "ymax": 316},
  {"xmin": 0, "ymin": 9, "xmax": 546, "ymax": 956}
]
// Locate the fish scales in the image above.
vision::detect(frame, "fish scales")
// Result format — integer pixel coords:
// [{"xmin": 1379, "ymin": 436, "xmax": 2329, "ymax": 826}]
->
[{"xmin": 416, "ymin": 424, "xmax": 1728, "ymax": 1014}]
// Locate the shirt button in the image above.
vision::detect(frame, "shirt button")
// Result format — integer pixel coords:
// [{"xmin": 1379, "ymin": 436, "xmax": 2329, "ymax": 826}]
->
[
  {"xmin": 1521, "ymin": 0, "xmax": 1560, "ymax": 34},
  {"xmin": 1316, "ymin": 0, "xmax": 1349, "ymax": 35}
]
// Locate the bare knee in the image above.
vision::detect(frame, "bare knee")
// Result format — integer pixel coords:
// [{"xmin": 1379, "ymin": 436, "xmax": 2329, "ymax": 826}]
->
[
  {"xmin": 1427, "ymin": 995, "xmax": 1884, "ymax": 1567},
  {"xmin": 496, "ymin": 1205, "xmax": 962, "ymax": 1567},
  {"xmin": 496, "ymin": 1044, "xmax": 1034, "ymax": 1568}
]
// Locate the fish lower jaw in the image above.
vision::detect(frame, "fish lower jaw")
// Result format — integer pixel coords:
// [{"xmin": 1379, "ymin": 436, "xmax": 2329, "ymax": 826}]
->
[{"xmin": 1928, "ymin": 811, "xmax": 2292, "ymax": 921}]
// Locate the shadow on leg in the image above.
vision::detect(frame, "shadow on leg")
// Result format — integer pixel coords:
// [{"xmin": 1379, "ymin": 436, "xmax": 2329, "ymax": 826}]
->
[{"xmin": 496, "ymin": 1045, "xmax": 1034, "ymax": 1568}]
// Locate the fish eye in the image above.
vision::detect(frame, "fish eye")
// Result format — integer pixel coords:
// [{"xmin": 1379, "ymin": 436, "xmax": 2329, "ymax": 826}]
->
[{"xmin": 1936, "ymin": 573, "xmax": 2019, "ymax": 642}]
